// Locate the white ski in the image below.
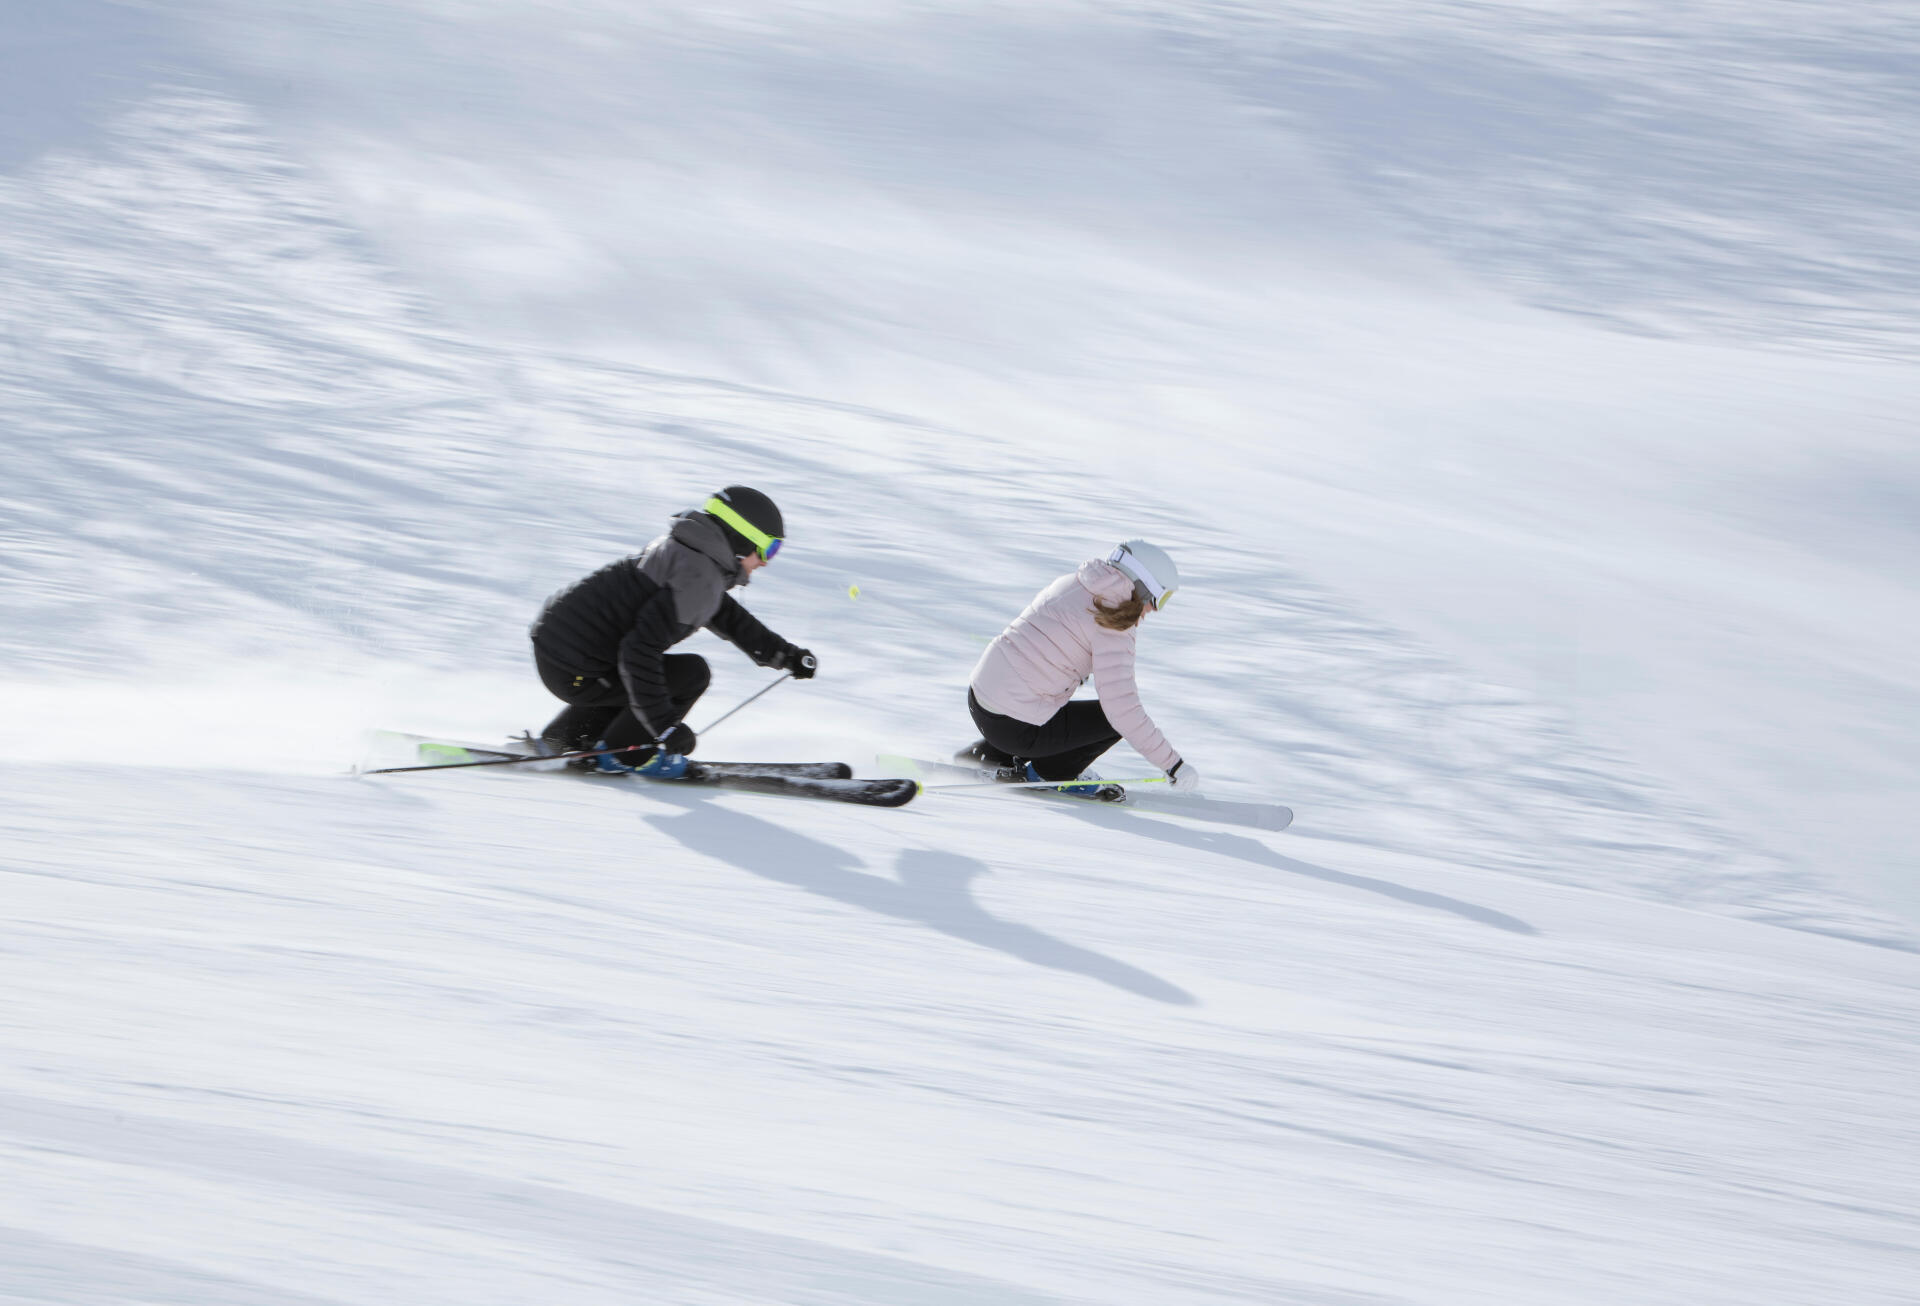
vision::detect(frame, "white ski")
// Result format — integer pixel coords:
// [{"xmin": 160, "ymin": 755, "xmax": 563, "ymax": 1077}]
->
[{"xmin": 877, "ymin": 755, "xmax": 1292, "ymax": 832}]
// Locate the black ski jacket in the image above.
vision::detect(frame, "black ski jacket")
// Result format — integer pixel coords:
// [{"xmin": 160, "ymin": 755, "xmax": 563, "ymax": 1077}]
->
[{"xmin": 530, "ymin": 512, "xmax": 787, "ymax": 735}]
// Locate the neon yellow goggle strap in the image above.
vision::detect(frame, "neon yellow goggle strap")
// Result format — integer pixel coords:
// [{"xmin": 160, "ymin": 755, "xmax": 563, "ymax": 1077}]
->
[{"xmin": 705, "ymin": 496, "xmax": 783, "ymax": 559}]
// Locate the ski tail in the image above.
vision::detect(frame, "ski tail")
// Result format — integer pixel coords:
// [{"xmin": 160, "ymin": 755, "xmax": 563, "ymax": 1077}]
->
[{"xmin": 355, "ymin": 730, "xmax": 525, "ymax": 773}]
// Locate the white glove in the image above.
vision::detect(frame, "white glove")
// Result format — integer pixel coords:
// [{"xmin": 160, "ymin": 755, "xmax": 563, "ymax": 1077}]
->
[{"xmin": 1167, "ymin": 759, "xmax": 1201, "ymax": 793}]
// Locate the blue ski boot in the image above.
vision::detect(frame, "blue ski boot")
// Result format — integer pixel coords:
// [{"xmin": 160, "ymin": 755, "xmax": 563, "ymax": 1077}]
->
[
  {"xmin": 584, "ymin": 741, "xmax": 640, "ymax": 774},
  {"xmin": 635, "ymin": 750, "xmax": 690, "ymax": 779},
  {"xmin": 1022, "ymin": 761, "xmax": 1125, "ymax": 802}
]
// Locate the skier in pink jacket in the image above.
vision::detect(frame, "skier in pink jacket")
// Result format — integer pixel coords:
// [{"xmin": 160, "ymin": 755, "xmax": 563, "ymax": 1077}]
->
[{"xmin": 962, "ymin": 540, "xmax": 1200, "ymax": 791}]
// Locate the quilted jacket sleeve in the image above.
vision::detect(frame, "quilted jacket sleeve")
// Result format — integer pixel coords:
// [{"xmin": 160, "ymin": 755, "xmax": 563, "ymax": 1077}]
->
[{"xmin": 1089, "ymin": 629, "xmax": 1181, "ymax": 774}]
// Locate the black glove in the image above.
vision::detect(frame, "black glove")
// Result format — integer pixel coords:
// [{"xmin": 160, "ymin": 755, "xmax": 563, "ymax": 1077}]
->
[
  {"xmin": 656, "ymin": 722, "xmax": 697, "ymax": 756},
  {"xmin": 778, "ymin": 644, "xmax": 817, "ymax": 680}
]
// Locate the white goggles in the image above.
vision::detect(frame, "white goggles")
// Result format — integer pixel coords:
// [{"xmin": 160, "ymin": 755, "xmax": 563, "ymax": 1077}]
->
[{"xmin": 1109, "ymin": 545, "xmax": 1176, "ymax": 610}]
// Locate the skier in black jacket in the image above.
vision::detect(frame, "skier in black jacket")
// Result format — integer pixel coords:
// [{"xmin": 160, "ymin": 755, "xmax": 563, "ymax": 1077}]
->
[{"xmin": 529, "ymin": 486, "xmax": 815, "ymax": 774}]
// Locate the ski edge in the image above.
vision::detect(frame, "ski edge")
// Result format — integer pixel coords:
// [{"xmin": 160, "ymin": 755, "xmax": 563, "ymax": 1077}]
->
[
  {"xmin": 878, "ymin": 755, "xmax": 1292, "ymax": 831},
  {"xmin": 359, "ymin": 731, "xmax": 854, "ymax": 780}
]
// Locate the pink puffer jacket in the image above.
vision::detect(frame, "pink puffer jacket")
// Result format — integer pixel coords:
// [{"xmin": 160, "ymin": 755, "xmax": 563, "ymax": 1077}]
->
[{"xmin": 969, "ymin": 559, "xmax": 1182, "ymax": 774}]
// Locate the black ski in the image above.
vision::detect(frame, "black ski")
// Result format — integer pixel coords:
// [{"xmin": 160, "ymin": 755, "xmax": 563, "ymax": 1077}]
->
[
  {"xmin": 358, "ymin": 732, "xmax": 852, "ymax": 779},
  {"xmin": 655, "ymin": 766, "xmax": 919, "ymax": 808},
  {"xmin": 673, "ymin": 761, "xmax": 853, "ymax": 780},
  {"xmin": 358, "ymin": 731, "xmax": 909, "ymax": 805}
]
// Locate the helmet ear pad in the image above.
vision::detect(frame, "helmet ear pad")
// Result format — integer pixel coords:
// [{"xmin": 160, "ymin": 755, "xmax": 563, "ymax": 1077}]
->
[{"xmin": 712, "ymin": 518, "xmax": 755, "ymax": 559}]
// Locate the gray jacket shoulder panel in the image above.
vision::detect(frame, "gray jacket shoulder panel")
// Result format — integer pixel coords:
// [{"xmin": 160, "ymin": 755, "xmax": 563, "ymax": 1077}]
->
[{"xmin": 637, "ymin": 513, "xmax": 743, "ymax": 630}]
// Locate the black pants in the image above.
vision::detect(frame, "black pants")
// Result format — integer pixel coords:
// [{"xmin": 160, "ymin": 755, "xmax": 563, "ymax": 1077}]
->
[
  {"xmin": 535, "ymin": 647, "xmax": 710, "ymax": 755},
  {"xmin": 968, "ymin": 688, "xmax": 1121, "ymax": 782}
]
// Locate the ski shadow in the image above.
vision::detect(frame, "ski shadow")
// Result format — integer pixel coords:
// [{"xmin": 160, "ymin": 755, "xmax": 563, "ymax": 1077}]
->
[
  {"xmin": 643, "ymin": 796, "xmax": 1196, "ymax": 1005},
  {"xmin": 1049, "ymin": 804, "xmax": 1538, "ymax": 935}
]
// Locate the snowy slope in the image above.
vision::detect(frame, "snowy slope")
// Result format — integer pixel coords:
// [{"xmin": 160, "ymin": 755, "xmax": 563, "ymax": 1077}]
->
[
  {"xmin": 5, "ymin": 2, "xmax": 1920, "ymax": 1303},
  {"xmin": 8, "ymin": 760, "xmax": 1920, "ymax": 1305}
]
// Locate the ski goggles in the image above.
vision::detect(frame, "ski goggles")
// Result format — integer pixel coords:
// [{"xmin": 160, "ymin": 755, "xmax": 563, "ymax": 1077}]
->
[
  {"xmin": 705, "ymin": 496, "xmax": 783, "ymax": 560},
  {"xmin": 1109, "ymin": 544, "xmax": 1176, "ymax": 610}
]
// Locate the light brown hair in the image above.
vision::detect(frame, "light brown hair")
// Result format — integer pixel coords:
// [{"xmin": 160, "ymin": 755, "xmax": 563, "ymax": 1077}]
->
[{"xmin": 1092, "ymin": 594, "xmax": 1147, "ymax": 631}]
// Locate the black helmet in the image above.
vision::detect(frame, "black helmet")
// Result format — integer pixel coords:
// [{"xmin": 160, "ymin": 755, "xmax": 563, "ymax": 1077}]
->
[{"xmin": 703, "ymin": 485, "xmax": 785, "ymax": 559}]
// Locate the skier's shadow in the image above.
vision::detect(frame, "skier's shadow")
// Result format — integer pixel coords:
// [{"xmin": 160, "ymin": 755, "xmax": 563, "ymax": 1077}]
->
[
  {"xmin": 644, "ymin": 797, "xmax": 1196, "ymax": 1005},
  {"xmin": 1047, "ymin": 805, "xmax": 1538, "ymax": 935}
]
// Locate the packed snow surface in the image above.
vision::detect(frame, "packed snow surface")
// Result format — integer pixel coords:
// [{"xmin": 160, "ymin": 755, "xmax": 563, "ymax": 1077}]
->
[{"xmin": 4, "ymin": 2, "xmax": 1919, "ymax": 1303}]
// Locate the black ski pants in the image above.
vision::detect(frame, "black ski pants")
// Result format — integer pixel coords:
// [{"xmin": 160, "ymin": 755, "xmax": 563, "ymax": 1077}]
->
[
  {"xmin": 968, "ymin": 688, "xmax": 1121, "ymax": 782},
  {"xmin": 536, "ymin": 648, "xmax": 710, "ymax": 754}
]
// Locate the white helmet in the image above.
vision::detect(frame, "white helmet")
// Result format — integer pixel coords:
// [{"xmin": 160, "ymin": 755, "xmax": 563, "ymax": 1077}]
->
[{"xmin": 1108, "ymin": 539, "xmax": 1179, "ymax": 610}]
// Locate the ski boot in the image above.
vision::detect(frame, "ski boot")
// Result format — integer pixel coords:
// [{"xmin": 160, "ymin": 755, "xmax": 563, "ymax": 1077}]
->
[
  {"xmin": 578, "ymin": 740, "xmax": 644, "ymax": 774},
  {"xmin": 634, "ymin": 749, "xmax": 690, "ymax": 779},
  {"xmin": 1009, "ymin": 760, "xmax": 1126, "ymax": 802},
  {"xmin": 575, "ymin": 738, "xmax": 691, "ymax": 778}
]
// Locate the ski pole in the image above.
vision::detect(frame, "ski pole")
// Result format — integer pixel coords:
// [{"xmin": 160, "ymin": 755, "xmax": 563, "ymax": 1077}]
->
[
  {"xmin": 693, "ymin": 670, "xmax": 797, "ymax": 737},
  {"xmin": 357, "ymin": 741, "xmax": 645, "ymax": 776}
]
